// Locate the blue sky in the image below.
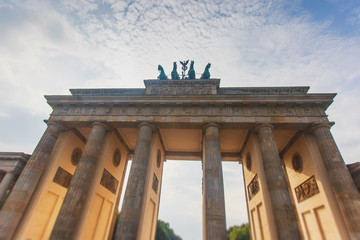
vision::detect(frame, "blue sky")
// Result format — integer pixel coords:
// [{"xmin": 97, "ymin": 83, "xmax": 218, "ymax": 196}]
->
[{"xmin": 1, "ymin": 0, "xmax": 360, "ymax": 239}]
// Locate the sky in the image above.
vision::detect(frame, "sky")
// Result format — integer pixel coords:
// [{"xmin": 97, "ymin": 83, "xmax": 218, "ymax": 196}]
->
[{"xmin": 1, "ymin": 0, "xmax": 360, "ymax": 239}]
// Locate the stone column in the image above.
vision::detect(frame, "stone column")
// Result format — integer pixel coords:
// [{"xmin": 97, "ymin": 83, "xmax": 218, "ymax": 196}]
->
[
  {"xmin": 50, "ymin": 122, "xmax": 110, "ymax": 239},
  {"xmin": 202, "ymin": 123, "xmax": 227, "ymax": 240},
  {"xmin": 0, "ymin": 120, "xmax": 65, "ymax": 240},
  {"xmin": 255, "ymin": 124, "xmax": 300, "ymax": 240},
  {"xmin": 0, "ymin": 171, "xmax": 16, "ymax": 203},
  {"xmin": 115, "ymin": 122, "xmax": 154, "ymax": 240},
  {"xmin": 311, "ymin": 123, "xmax": 360, "ymax": 239}
]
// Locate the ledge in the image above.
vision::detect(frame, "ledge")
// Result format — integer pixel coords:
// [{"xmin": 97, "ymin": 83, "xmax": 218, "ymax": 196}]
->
[{"xmin": 70, "ymin": 88, "xmax": 145, "ymax": 96}]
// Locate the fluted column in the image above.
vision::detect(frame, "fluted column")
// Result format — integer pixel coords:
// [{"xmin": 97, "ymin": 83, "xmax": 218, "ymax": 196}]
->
[
  {"xmin": 311, "ymin": 123, "xmax": 360, "ymax": 239},
  {"xmin": 255, "ymin": 124, "xmax": 300, "ymax": 240},
  {"xmin": 203, "ymin": 123, "xmax": 227, "ymax": 240},
  {"xmin": 0, "ymin": 120, "xmax": 65, "ymax": 240},
  {"xmin": 50, "ymin": 122, "xmax": 110, "ymax": 239},
  {"xmin": 116, "ymin": 122, "xmax": 155, "ymax": 240},
  {"xmin": 0, "ymin": 171, "xmax": 16, "ymax": 203}
]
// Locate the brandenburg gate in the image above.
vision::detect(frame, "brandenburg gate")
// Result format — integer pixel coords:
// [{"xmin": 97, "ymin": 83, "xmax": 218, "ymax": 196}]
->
[{"xmin": 0, "ymin": 78, "xmax": 359, "ymax": 240}]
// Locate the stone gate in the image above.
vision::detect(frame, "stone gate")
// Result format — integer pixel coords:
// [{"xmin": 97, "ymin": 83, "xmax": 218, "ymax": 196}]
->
[{"xmin": 0, "ymin": 79, "xmax": 359, "ymax": 240}]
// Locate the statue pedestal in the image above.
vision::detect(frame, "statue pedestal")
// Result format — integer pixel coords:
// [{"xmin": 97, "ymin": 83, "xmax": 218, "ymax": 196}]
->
[{"xmin": 144, "ymin": 79, "xmax": 220, "ymax": 95}]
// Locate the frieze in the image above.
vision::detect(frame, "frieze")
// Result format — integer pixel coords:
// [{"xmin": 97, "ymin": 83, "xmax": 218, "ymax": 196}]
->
[
  {"xmin": 53, "ymin": 167, "xmax": 73, "ymax": 189},
  {"xmin": 69, "ymin": 86, "xmax": 309, "ymax": 96},
  {"xmin": 53, "ymin": 104, "xmax": 325, "ymax": 118},
  {"xmin": 294, "ymin": 175, "xmax": 320, "ymax": 203},
  {"xmin": 74, "ymin": 108, "xmax": 85, "ymax": 115},
  {"xmin": 218, "ymin": 86, "xmax": 309, "ymax": 95},
  {"xmin": 60, "ymin": 106, "xmax": 70, "ymax": 114},
  {"xmin": 100, "ymin": 169, "xmax": 119, "ymax": 194}
]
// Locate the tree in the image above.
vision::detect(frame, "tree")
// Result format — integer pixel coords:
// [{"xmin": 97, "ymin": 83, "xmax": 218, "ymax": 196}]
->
[
  {"xmin": 155, "ymin": 220, "xmax": 182, "ymax": 240},
  {"xmin": 227, "ymin": 223, "xmax": 250, "ymax": 240}
]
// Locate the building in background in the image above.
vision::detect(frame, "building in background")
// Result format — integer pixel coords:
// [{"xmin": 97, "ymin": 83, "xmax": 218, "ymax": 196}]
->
[{"xmin": 0, "ymin": 152, "xmax": 29, "ymax": 208}]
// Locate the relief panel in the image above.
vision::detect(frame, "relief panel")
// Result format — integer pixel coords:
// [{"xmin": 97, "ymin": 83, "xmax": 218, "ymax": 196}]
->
[
  {"xmin": 100, "ymin": 169, "xmax": 119, "ymax": 194},
  {"xmin": 248, "ymin": 174, "xmax": 260, "ymax": 201},
  {"xmin": 294, "ymin": 175, "xmax": 320, "ymax": 203},
  {"xmin": 54, "ymin": 105, "xmax": 325, "ymax": 119},
  {"xmin": 53, "ymin": 167, "xmax": 73, "ymax": 189}
]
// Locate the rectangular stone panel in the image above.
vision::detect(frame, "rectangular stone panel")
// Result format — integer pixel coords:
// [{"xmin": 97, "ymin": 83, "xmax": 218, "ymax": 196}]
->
[
  {"xmin": 294, "ymin": 175, "xmax": 320, "ymax": 203},
  {"xmin": 93, "ymin": 199, "xmax": 113, "ymax": 239},
  {"xmin": 53, "ymin": 167, "xmax": 73, "ymax": 188},
  {"xmin": 247, "ymin": 174, "xmax": 260, "ymax": 200},
  {"xmin": 100, "ymin": 169, "xmax": 119, "ymax": 194},
  {"xmin": 152, "ymin": 173, "xmax": 159, "ymax": 194}
]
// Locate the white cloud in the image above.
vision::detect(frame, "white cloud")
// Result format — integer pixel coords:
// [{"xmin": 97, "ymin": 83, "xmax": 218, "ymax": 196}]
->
[{"xmin": 1, "ymin": 0, "xmax": 360, "ymax": 239}]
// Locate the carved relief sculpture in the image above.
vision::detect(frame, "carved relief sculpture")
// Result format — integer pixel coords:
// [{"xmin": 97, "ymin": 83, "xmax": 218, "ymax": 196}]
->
[{"xmin": 294, "ymin": 175, "xmax": 320, "ymax": 203}]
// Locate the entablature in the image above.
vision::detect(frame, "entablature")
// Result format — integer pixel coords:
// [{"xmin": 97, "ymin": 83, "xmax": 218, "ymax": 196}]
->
[
  {"xmin": 45, "ymin": 93, "xmax": 336, "ymax": 109},
  {"xmin": 45, "ymin": 80, "xmax": 336, "ymax": 126}
]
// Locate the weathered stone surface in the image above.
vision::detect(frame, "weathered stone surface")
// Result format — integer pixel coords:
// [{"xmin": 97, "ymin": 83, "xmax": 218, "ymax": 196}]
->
[
  {"xmin": 256, "ymin": 124, "xmax": 301, "ymax": 240},
  {"xmin": 347, "ymin": 162, "xmax": 360, "ymax": 191},
  {"xmin": 0, "ymin": 121, "xmax": 64, "ymax": 240},
  {"xmin": 0, "ymin": 172, "xmax": 16, "ymax": 204},
  {"xmin": 52, "ymin": 104, "xmax": 326, "ymax": 118},
  {"xmin": 115, "ymin": 122, "xmax": 154, "ymax": 240},
  {"xmin": 311, "ymin": 123, "xmax": 360, "ymax": 239},
  {"xmin": 203, "ymin": 123, "xmax": 227, "ymax": 240},
  {"xmin": 0, "ymin": 152, "xmax": 30, "ymax": 204},
  {"xmin": 50, "ymin": 122, "xmax": 109, "ymax": 239}
]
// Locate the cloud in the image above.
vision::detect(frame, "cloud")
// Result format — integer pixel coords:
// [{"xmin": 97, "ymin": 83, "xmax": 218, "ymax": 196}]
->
[{"xmin": 1, "ymin": 0, "xmax": 360, "ymax": 239}]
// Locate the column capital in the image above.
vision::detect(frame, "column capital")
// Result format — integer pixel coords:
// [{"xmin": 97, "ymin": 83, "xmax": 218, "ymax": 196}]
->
[
  {"xmin": 254, "ymin": 123, "xmax": 274, "ymax": 132},
  {"xmin": 203, "ymin": 123, "xmax": 220, "ymax": 132},
  {"xmin": 44, "ymin": 120, "xmax": 67, "ymax": 131},
  {"xmin": 91, "ymin": 121, "xmax": 111, "ymax": 131},
  {"xmin": 310, "ymin": 122, "xmax": 334, "ymax": 132},
  {"xmin": 138, "ymin": 122, "xmax": 156, "ymax": 131}
]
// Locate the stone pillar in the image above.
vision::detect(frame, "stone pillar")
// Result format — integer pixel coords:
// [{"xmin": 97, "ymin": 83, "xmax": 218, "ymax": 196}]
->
[
  {"xmin": 311, "ymin": 123, "xmax": 360, "ymax": 239},
  {"xmin": 0, "ymin": 171, "xmax": 16, "ymax": 203},
  {"xmin": 255, "ymin": 124, "xmax": 300, "ymax": 240},
  {"xmin": 202, "ymin": 123, "xmax": 227, "ymax": 240},
  {"xmin": 50, "ymin": 122, "xmax": 110, "ymax": 239},
  {"xmin": 0, "ymin": 120, "xmax": 65, "ymax": 240},
  {"xmin": 115, "ymin": 122, "xmax": 154, "ymax": 240}
]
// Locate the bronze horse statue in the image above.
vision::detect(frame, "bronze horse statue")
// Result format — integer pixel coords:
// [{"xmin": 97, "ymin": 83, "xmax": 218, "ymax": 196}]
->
[
  {"xmin": 200, "ymin": 63, "xmax": 211, "ymax": 79},
  {"xmin": 171, "ymin": 62, "xmax": 180, "ymax": 80},
  {"xmin": 187, "ymin": 61, "xmax": 195, "ymax": 79},
  {"xmin": 157, "ymin": 65, "xmax": 168, "ymax": 80}
]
